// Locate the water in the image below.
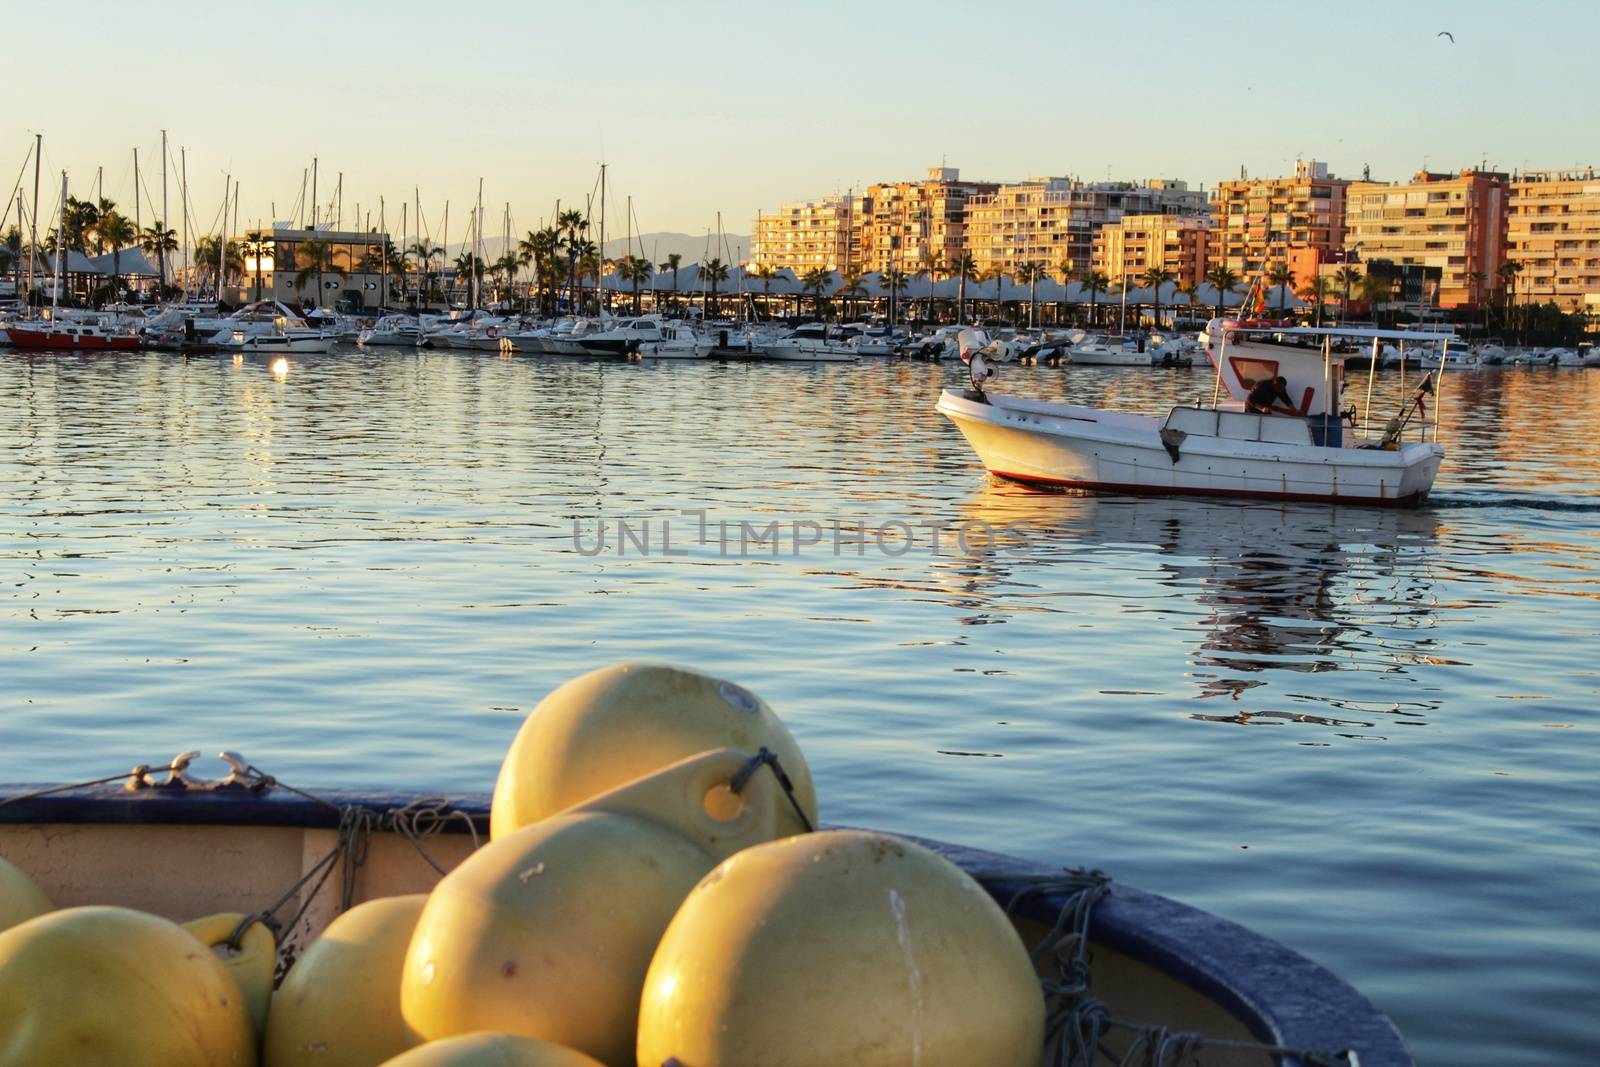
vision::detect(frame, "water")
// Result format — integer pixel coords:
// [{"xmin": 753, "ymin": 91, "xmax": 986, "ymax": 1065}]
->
[{"xmin": 3, "ymin": 347, "xmax": 1597, "ymax": 1064}]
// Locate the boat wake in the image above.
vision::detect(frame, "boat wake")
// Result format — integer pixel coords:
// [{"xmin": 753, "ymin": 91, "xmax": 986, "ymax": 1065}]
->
[{"xmin": 1429, "ymin": 492, "xmax": 1600, "ymax": 512}]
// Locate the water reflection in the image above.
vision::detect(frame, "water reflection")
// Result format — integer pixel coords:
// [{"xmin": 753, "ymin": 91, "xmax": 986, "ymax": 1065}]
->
[{"xmin": 953, "ymin": 484, "xmax": 1444, "ymax": 721}]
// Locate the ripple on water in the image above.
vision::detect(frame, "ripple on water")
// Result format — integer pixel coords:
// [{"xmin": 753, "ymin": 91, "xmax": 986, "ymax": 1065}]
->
[{"xmin": 2, "ymin": 350, "xmax": 1598, "ymax": 1065}]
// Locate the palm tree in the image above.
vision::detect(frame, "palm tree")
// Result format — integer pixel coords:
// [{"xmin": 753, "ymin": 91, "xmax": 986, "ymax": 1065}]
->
[
  {"xmin": 662, "ymin": 253, "xmax": 684, "ymax": 313},
  {"xmin": 836, "ymin": 266, "xmax": 868, "ymax": 321},
  {"xmin": 557, "ymin": 209, "xmax": 588, "ymax": 312},
  {"xmin": 1141, "ymin": 266, "xmax": 1175, "ymax": 330},
  {"xmin": 878, "ymin": 268, "xmax": 908, "ymax": 326},
  {"xmin": 294, "ymin": 238, "xmax": 337, "ymax": 306},
  {"xmin": 139, "ymin": 221, "xmax": 178, "ymax": 290},
  {"xmin": 801, "ymin": 267, "xmax": 832, "ymax": 319},
  {"xmin": 1497, "ymin": 259, "xmax": 1523, "ymax": 337},
  {"xmin": 1010, "ymin": 262, "xmax": 1045, "ymax": 329},
  {"xmin": 615, "ymin": 255, "xmax": 653, "ymax": 314},
  {"xmin": 1205, "ymin": 264, "xmax": 1240, "ymax": 321},
  {"xmin": 699, "ymin": 256, "xmax": 730, "ymax": 319},
  {"xmin": 1055, "ymin": 260, "xmax": 1075, "ymax": 325},
  {"xmin": 61, "ymin": 196, "xmax": 102, "ymax": 254},
  {"xmin": 918, "ymin": 251, "xmax": 944, "ymax": 323},
  {"xmin": 95, "ymin": 211, "xmax": 137, "ymax": 290},
  {"xmin": 409, "ymin": 240, "xmax": 442, "ymax": 306},
  {"xmin": 747, "ymin": 263, "xmax": 778, "ymax": 320},
  {"xmin": 1334, "ymin": 266, "xmax": 1362, "ymax": 323},
  {"xmin": 951, "ymin": 254, "xmax": 976, "ymax": 323},
  {"xmin": 388, "ymin": 255, "xmax": 412, "ymax": 304},
  {"xmin": 1265, "ymin": 262, "xmax": 1295, "ymax": 317},
  {"xmin": 1175, "ymin": 281, "xmax": 1200, "ymax": 326},
  {"xmin": 1298, "ymin": 276, "xmax": 1333, "ymax": 328},
  {"xmin": 493, "ymin": 253, "xmax": 522, "ymax": 305},
  {"xmin": 453, "ymin": 251, "xmax": 487, "ymax": 307},
  {"xmin": 1359, "ymin": 272, "xmax": 1392, "ymax": 326},
  {"xmin": 516, "ymin": 228, "xmax": 561, "ymax": 313},
  {"xmin": 1079, "ymin": 269, "xmax": 1110, "ymax": 327}
]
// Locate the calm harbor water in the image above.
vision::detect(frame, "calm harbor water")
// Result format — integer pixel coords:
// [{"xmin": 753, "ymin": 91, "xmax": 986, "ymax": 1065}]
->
[{"xmin": 2, "ymin": 347, "xmax": 1596, "ymax": 1064}]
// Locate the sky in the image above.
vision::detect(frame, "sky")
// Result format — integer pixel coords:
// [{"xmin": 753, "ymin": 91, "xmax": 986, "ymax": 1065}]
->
[{"xmin": 5, "ymin": 0, "xmax": 1596, "ymax": 249}]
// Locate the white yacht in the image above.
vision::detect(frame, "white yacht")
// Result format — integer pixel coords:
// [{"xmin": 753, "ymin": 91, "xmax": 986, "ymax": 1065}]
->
[
  {"xmin": 357, "ymin": 315, "xmax": 425, "ymax": 347},
  {"xmin": 578, "ymin": 315, "xmax": 668, "ymax": 356},
  {"xmin": 754, "ymin": 323, "xmax": 860, "ymax": 361},
  {"xmin": 1064, "ymin": 333, "xmax": 1154, "ymax": 366}
]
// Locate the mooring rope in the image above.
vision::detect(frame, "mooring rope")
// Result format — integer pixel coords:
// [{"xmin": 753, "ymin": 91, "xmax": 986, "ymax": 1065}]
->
[
  {"xmin": 729, "ymin": 746, "xmax": 815, "ymax": 833},
  {"xmin": 972, "ymin": 869, "xmax": 1359, "ymax": 1067}
]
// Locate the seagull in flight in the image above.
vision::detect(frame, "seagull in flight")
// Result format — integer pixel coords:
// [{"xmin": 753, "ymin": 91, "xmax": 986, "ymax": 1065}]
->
[{"xmin": 1437, "ymin": 30, "xmax": 1455, "ymax": 42}]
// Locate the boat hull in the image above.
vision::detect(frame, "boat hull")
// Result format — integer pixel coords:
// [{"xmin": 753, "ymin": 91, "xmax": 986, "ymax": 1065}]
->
[
  {"xmin": 5, "ymin": 328, "xmax": 141, "ymax": 351},
  {"xmin": 938, "ymin": 389, "xmax": 1442, "ymax": 505},
  {"xmin": 0, "ymin": 780, "xmax": 1412, "ymax": 1066}
]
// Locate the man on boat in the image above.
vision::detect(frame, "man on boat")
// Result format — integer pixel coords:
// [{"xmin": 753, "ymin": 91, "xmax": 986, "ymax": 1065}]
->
[{"xmin": 1246, "ymin": 376, "xmax": 1295, "ymax": 415}]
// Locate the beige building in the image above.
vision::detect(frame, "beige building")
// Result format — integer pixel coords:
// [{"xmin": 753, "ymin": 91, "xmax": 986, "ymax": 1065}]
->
[
  {"xmin": 750, "ymin": 194, "xmax": 866, "ymax": 273},
  {"xmin": 965, "ymin": 178, "xmax": 1206, "ymax": 278},
  {"xmin": 1506, "ymin": 169, "xmax": 1600, "ymax": 313},
  {"xmin": 1092, "ymin": 214, "xmax": 1212, "ymax": 288},
  {"xmin": 1343, "ymin": 169, "xmax": 1508, "ymax": 309},
  {"xmin": 1211, "ymin": 160, "xmax": 1348, "ymax": 287},
  {"xmin": 859, "ymin": 167, "xmax": 997, "ymax": 275},
  {"xmin": 240, "ymin": 225, "xmax": 391, "ymax": 309}
]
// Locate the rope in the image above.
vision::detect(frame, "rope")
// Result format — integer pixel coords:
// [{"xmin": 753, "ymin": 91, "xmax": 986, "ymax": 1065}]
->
[
  {"xmin": 979, "ymin": 870, "xmax": 1358, "ymax": 1067},
  {"xmin": 0, "ymin": 757, "xmax": 197, "ymax": 808},
  {"xmin": 729, "ymin": 747, "xmax": 815, "ymax": 833}
]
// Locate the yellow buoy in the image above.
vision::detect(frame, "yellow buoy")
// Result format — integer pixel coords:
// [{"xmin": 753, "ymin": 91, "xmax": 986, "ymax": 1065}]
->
[
  {"xmin": 0, "ymin": 904, "xmax": 256, "ymax": 1067},
  {"xmin": 0, "ymin": 857, "xmax": 51, "ymax": 934},
  {"xmin": 183, "ymin": 912, "xmax": 277, "ymax": 1037},
  {"xmin": 489, "ymin": 662, "xmax": 816, "ymax": 839},
  {"xmin": 405, "ymin": 749, "xmax": 785, "ymax": 1067},
  {"xmin": 638, "ymin": 830, "xmax": 1045, "ymax": 1067},
  {"xmin": 263, "ymin": 894, "xmax": 428, "ymax": 1067},
  {"xmin": 380, "ymin": 1033, "xmax": 604, "ymax": 1067}
]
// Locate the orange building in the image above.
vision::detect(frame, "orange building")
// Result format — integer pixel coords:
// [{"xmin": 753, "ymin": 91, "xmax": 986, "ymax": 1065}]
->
[
  {"xmin": 860, "ymin": 167, "xmax": 998, "ymax": 275},
  {"xmin": 1506, "ymin": 169, "xmax": 1600, "ymax": 314},
  {"xmin": 1210, "ymin": 160, "xmax": 1348, "ymax": 288},
  {"xmin": 1092, "ymin": 214, "xmax": 1211, "ymax": 287},
  {"xmin": 1343, "ymin": 169, "xmax": 1509, "ymax": 309}
]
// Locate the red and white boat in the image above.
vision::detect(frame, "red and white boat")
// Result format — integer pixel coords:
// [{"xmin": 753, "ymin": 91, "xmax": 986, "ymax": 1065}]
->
[
  {"xmin": 5, "ymin": 319, "xmax": 142, "ymax": 352},
  {"xmin": 938, "ymin": 319, "xmax": 1453, "ymax": 506}
]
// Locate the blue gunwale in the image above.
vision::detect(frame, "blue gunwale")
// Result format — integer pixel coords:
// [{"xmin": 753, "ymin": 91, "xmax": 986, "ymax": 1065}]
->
[{"xmin": 0, "ymin": 783, "xmax": 1411, "ymax": 1067}]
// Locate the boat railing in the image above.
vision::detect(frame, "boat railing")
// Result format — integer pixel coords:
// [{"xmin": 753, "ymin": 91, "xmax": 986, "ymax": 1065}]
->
[{"xmin": 1165, "ymin": 406, "xmax": 1317, "ymax": 448}]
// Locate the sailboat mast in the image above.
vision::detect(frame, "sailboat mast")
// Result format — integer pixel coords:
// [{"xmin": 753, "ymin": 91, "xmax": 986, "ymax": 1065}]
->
[
  {"xmin": 180, "ymin": 148, "xmax": 189, "ymax": 292},
  {"xmin": 160, "ymin": 129, "xmax": 168, "ymax": 290},
  {"xmin": 475, "ymin": 176, "xmax": 483, "ymax": 310},
  {"xmin": 133, "ymin": 148, "xmax": 140, "ymax": 237},
  {"xmin": 380, "ymin": 196, "xmax": 386, "ymax": 308},
  {"xmin": 219, "ymin": 173, "xmax": 230, "ymax": 301},
  {"xmin": 28, "ymin": 132, "xmax": 40, "ymax": 304},
  {"xmin": 598, "ymin": 163, "xmax": 606, "ymax": 316},
  {"xmin": 51, "ymin": 171, "xmax": 65, "ymax": 315},
  {"xmin": 311, "ymin": 158, "xmax": 319, "ymax": 230}
]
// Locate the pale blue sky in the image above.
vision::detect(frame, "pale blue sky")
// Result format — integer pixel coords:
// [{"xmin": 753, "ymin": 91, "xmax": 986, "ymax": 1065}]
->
[{"xmin": 5, "ymin": 0, "xmax": 1595, "ymax": 246}]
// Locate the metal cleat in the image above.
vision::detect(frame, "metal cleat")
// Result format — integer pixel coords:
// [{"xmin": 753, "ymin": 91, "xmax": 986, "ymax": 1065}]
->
[
  {"xmin": 157, "ymin": 751, "xmax": 203, "ymax": 789},
  {"xmin": 218, "ymin": 751, "xmax": 259, "ymax": 790}
]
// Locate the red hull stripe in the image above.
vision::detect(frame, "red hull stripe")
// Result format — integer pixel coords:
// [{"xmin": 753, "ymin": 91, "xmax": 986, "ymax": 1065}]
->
[
  {"xmin": 6, "ymin": 331, "xmax": 141, "ymax": 351},
  {"xmin": 988, "ymin": 468, "xmax": 1422, "ymax": 507}
]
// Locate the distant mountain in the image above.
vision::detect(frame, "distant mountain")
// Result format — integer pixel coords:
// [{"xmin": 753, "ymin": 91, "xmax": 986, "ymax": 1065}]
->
[{"xmin": 445, "ymin": 231, "xmax": 753, "ymax": 265}]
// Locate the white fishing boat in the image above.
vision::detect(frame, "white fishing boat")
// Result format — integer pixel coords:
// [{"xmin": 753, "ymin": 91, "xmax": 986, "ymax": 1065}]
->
[
  {"xmin": 1064, "ymin": 333, "xmax": 1153, "ymax": 366},
  {"xmin": 938, "ymin": 319, "xmax": 1453, "ymax": 506}
]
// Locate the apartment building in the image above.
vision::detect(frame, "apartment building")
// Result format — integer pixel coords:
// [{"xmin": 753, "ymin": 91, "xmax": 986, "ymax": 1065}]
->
[
  {"xmin": 1343, "ymin": 169, "xmax": 1508, "ymax": 308},
  {"xmin": 1506, "ymin": 169, "xmax": 1600, "ymax": 312},
  {"xmin": 1092, "ymin": 214, "xmax": 1212, "ymax": 287},
  {"xmin": 1210, "ymin": 160, "xmax": 1348, "ymax": 287},
  {"xmin": 750, "ymin": 194, "xmax": 866, "ymax": 273},
  {"xmin": 965, "ymin": 178, "xmax": 1206, "ymax": 278},
  {"xmin": 858, "ymin": 167, "xmax": 998, "ymax": 275}
]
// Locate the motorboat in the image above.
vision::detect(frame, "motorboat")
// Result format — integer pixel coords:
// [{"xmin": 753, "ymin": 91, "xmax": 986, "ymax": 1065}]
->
[
  {"xmin": 754, "ymin": 323, "xmax": 859, "ymax": 361},
  {"xmin": 358, "ymin": 316, "xmax": 426, "ymax": 347},
  {"xmin": 544, "ymin": 317, "xmax": 610, "ymax": 355},
  {"xmin": 578, "ymin": 314, "xmax": 668, "ymax": 356},
  {"xmin": 938, "ymin": 319, "xmax": 1453, "ymax": 506},
  {"xmin": 846, "ymin": 323, "xmax": 904, "ymax": 356},
  {"xmin": 635, "ymin": 322, "xmax": 713, "ymax": 359},
  {"xmin": 0, "ymin": 758, "xmax": 1413, "ymax": 1066},
  {"xmin": 231, "ymin": 329, "xmax": 335, "ymax": 355},
  {"xmin": 1064, "ymin": 333, "xmax": 1153, "ymax": 366},
  {"xmin": 4, "ymin": 317, "xmax": 142, "ymax": 352}
]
